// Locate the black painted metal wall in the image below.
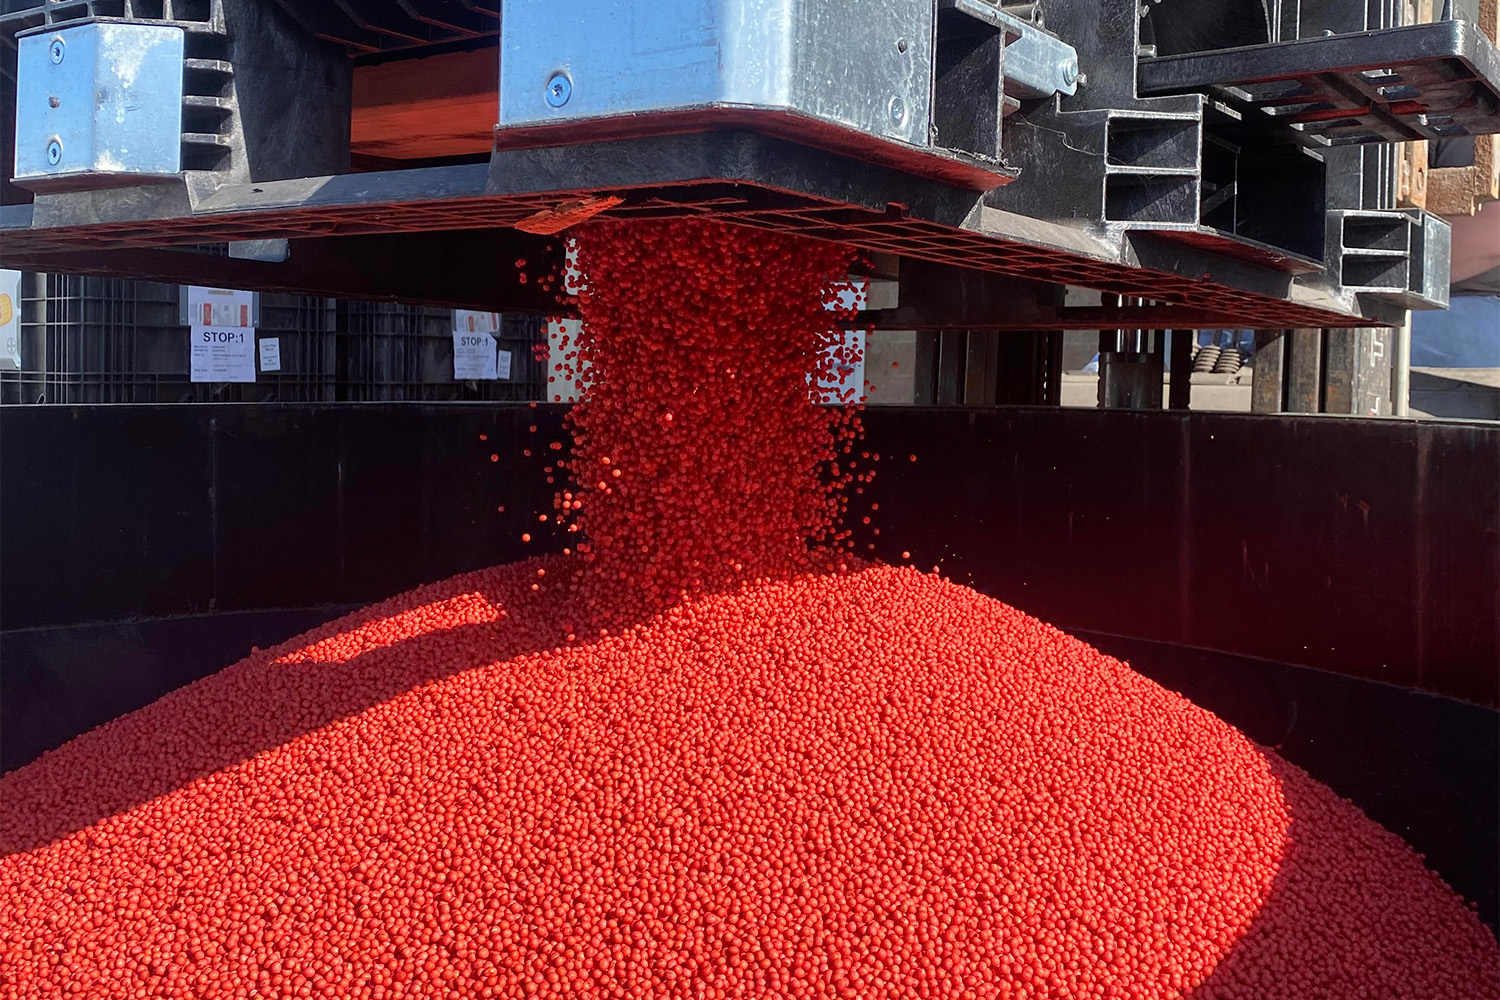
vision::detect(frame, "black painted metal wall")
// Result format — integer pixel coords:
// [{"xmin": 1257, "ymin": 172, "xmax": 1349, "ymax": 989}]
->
[
  {"xmin": 3, "ymin": 403, "xmax": 1495, "ymax": 704},
  {"xmin": 853, "ymin": 408, "xmax": 1500, "ymax": 707}
]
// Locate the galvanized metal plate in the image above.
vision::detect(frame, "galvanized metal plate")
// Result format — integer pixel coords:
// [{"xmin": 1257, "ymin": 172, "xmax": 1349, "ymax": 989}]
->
[
  {"xmin": 13, "ymin": 22, "xmax": 186, "ymax": 190},
  {"xmin": 500, "ymin": 0, "xmax": 934, "ymax": 148}
]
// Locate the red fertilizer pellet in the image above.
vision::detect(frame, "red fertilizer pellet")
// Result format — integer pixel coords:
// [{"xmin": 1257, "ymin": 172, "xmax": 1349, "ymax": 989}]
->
[
  {"xmin": 3, "ymin": 220, "xmax": 1495, "ymax": 998},
  {"xmin": 2, "ymin": 562, "xmax": 1495, "ymax": 999},
  {"xmin": 558, "ymin": 219, "xmax": 864, "ymax": 623}
]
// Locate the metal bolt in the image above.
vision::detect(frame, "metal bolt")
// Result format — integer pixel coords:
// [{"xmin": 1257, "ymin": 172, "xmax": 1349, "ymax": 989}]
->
[
  {"xmin": 897, "ymin": 37, "xmax": 909, "ymax": 53},
  {"xmin": 889, "ymin": 96, "xmax": 906, "ymax": 125},
  {"xmin": 49, "ymin": 38, "xmax": 65, "ymax": 64},
  {"xmin": 1061, "ymin": 58, "xmax": 1080, "ymax": 87},
  {"xmin": 46, "ymin": 139, "xmax": 62, "ymax": 166},
  {"xmin": 545, "ymin": 73, "xmax": 572, "ymax": 108}
]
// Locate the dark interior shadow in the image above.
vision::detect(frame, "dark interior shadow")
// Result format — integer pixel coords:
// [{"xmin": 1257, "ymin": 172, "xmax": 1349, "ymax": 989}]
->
[
  {"xmin": 0, "ymin": 573, "xmax": 589, "ymax": 858},
  {"xmin": 1185, "ymin": 753, "xmax": 1500, "ymax": 996},
  {"xmin": 1, "ymin": 606, "xmax": 361, "ymax": 774},
  {"xmin": 1079, "ymin": 630, "xmax": 1500, "ymax": 937}
]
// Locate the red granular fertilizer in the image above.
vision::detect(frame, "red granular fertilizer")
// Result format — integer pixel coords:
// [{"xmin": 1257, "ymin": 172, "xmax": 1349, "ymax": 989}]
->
[
  {"xmin": 2, "ymin": 561, "xmax": 1496, "ymax": 999},
  {"xmin": 4, "ymin": 219, "xmax": 1497, "ymax": 998},
  {"xmin": 553, "ymin": 219, "xmax": 866, "ymax": 622}
]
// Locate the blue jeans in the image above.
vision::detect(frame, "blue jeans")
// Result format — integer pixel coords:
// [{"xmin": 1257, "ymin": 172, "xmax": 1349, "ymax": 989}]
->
[{"xmin": 1410, "ymin": 296, "xmax": 1500, "ymax": 367}]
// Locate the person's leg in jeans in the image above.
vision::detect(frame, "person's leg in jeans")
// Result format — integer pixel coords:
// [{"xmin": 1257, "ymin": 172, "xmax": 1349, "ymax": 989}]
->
[{"xmin": 1410, "ymin": 297, "xmax": 1500, "ymax": 368}]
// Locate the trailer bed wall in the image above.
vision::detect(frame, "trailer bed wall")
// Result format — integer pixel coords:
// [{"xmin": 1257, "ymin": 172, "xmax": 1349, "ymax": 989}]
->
[{"xmin": 4, "ymin": 403, "xmax": 1493, "ymax": 704}]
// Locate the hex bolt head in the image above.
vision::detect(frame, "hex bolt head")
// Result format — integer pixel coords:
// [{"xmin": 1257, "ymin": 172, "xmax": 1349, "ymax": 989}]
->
[
  {"xmin": 889, "ymin": 96, "xmax": 906, "ymax": 125},
  {"xmin": 49, "ymin": 38, "xmax": 65, "ymax": 64},
  {"xmin": 46, "ymin": 139, "xmax": 62, "ymax": 166},
  {"xmin": 546, "ymin": 73, "xmax": 572, "ymax": 108}
]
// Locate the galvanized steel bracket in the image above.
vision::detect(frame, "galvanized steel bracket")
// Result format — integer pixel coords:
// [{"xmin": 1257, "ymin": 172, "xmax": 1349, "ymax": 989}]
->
[{"xmin": 13, "ymin": 21, "xmax": 185, "ymax": 192}]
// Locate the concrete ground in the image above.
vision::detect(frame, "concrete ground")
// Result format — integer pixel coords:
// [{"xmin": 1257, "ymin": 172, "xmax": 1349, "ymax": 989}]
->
[{"xmin": 1059, "ymin": 372, "xmax": 1253, "ymax": 412}]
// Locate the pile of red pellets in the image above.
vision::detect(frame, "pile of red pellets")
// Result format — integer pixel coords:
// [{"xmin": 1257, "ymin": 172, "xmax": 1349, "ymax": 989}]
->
[
  {"xmin": 3, "ymin": 562, "xmax": 1496, "ymax": 998},
  {"xmin": 3, "ymin": 220, "xmax": 1497, "ymax": 999}
]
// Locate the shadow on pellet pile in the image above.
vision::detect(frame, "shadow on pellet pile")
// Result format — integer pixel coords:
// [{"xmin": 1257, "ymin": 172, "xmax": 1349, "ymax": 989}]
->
[
  {"xmin": 0, "ymin": 566, "xmax": 589, "ymax": 859},
  {"xmin": 1184, "ymin": 753, "xmax": 1495, "ymax": 996}
]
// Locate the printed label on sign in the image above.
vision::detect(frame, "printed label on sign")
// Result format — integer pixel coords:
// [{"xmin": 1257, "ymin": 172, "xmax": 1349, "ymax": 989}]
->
[
  {"xmin": 0, "ymin": 269, "xmax": 21, "ymax": 371},
  {"xmin": 453, "ymin": 330, "xmax": 499, "ymax": 380},
  {"xmin": 259, "ymin": 337, "xmax": 282, "ymax": 373},
  {"xmin": 497, "ymin": 348, "xmax": 513, "ymax": 381},
  {"xmin": 454, "ymin": 310, "xmax": 502, "ymax": 334},
  {"xmin": 187, "ymin": 286, "xmax": 255, "ymax": 329},
  {"xmin": 190, "ymin": 326, "xmax": 257, "ymax": 383}
]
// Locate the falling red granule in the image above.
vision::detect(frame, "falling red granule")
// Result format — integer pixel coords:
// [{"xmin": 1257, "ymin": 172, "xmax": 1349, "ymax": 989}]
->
[
  {"xmin": 2, "ymin": 561, "xmax": 1495, "ymax": 1000},
  {"xmin": 560, "ymin": 219, "xmax": 864, "ymax": 622}
]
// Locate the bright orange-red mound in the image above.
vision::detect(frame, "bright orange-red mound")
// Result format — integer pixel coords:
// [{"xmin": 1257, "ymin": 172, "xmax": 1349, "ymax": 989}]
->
[{"xmin": 3, "ymin": 560, "xmax": 1495, "ymax": 999}]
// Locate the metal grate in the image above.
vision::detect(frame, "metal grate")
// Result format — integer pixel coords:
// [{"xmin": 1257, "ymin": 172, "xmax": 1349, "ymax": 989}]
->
[
  {"xmin": 0, "ymin": 276, "xmax": 546, "ymax": 404},
  {"xmin": 338, "ymin": 302, "xmax": 544, "ymax": 402},
  {"xmin": 1138, "ymin": 20, "xmax": 1500, "ymax": 144},
  {"xmin": 0, "ymin": 171, "xmax": 1378, "ymax": 331},
  {"xmin": 0, "ymin": 274, "xmax": 185, "ymax": 404},
  {"xmin": 263, "ymin": 0, "xmax": 500, "ymax": 56}
]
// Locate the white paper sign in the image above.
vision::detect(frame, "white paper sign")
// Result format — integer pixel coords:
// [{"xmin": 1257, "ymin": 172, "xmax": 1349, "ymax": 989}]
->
[
  {"xmin": 187, "ymin": 286, "xmax": 255, "ymax": 328},
  {"xmin": 0, "ymin": 269, "xmax": 21, "ymax": 371},
  {"xmin": 497, "ymin": 348, "xmax": 513, "ymax": 381},
  {"xmin": 259, "ymin": 337, "xmax": 282, "ymax": 372},
  {"xmin": 454, "ymin": 309, "xmax": 502, "ymax": 334},
  {"xmin": 190, "ymin": 326, "xmax": 257, "ymax": 383},
  {"xmin": 453, "ymin": 330, "xmax": 498, "ymax": 380}
]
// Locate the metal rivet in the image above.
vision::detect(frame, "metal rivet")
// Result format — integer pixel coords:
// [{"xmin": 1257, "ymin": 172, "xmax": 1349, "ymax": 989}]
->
[
  {"xmin": 47, "ymin": 139, "xmax": 62, "ymax": 166},
  {"xmin": 49, "ymin": 96, "xmax": 61, "ymax": 108},
  {"xmin": 545, "ymin": 73, "xmax": 572, "ymax": 108},
  {"xmin": 897, "ymin": 37, "xmax": 909, "ymax": 53},
  {"xmin": 49, "ymin": 38, "xmax": 65, "ymax": 64},
  {"xmin": 1061, "ymin": 58, "xmax": 1080, "ymax": 86},
  {"xmin": 889, "ymin": 96, "xmax": 906, "ymax": 125}
]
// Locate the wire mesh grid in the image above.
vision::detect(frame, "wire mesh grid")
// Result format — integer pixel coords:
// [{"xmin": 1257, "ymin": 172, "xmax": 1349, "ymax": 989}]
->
[
  {"xmin": 337, "ymin": 302, "xmax": 544, "ymax": 402},
  {"xmin": 0, "ymin": 276, "xmax": 546, "ymax": 404}
]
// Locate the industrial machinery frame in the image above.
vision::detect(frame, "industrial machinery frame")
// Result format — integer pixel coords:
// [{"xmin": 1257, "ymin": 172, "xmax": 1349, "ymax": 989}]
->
[{"xmin": 1, "ymin": 0, "xmax": 1498, "ymax": 331}]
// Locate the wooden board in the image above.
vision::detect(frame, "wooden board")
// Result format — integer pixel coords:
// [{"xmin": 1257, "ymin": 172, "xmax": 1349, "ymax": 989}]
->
[
  {"xmin": 1428, "ymin": 134, "xmax": 1500, "ymax": 214},
  {"xmin": 351, "ymin": 47, "xmax": 497, "ymax": 160}
]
